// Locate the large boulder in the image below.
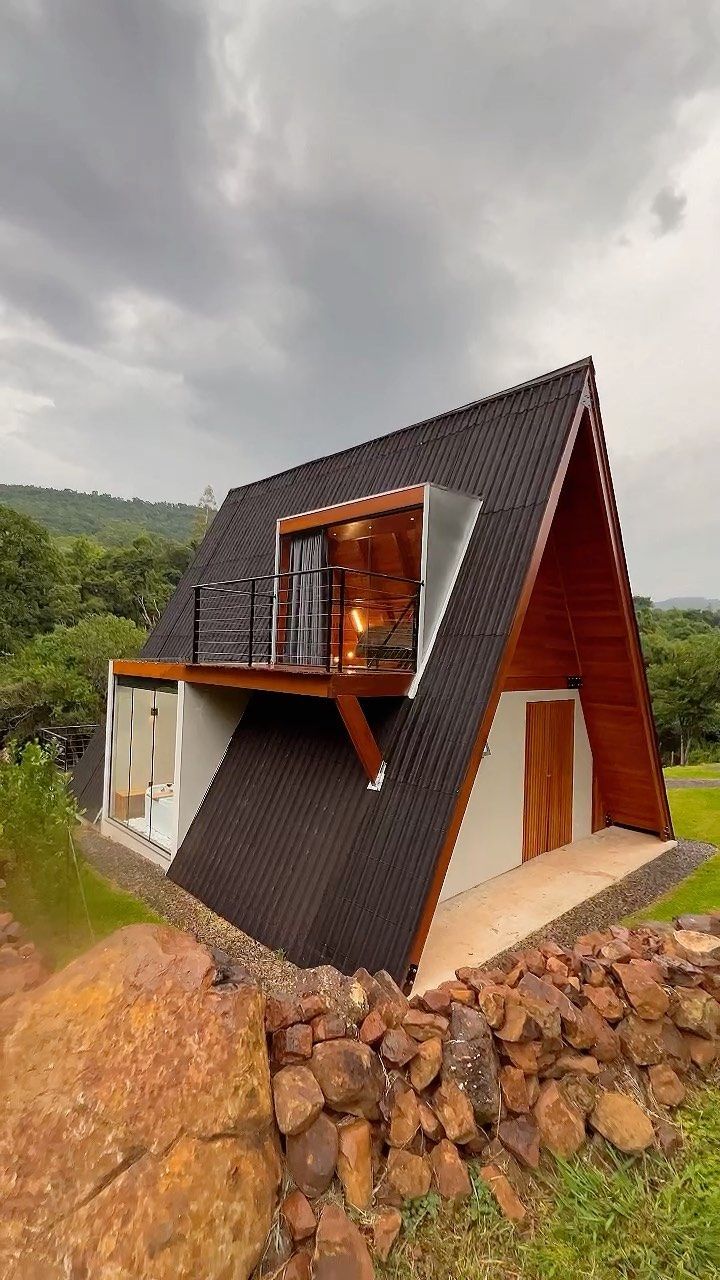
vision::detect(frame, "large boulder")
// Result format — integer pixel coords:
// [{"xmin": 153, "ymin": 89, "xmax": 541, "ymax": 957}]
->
[
  {"xmin": 442, "ymin": 1003, "xmax": 500, "ymax": 1125},
  {"xmin": 0, "ymin": 925, "xmax": 280, "ymax": 1279}
]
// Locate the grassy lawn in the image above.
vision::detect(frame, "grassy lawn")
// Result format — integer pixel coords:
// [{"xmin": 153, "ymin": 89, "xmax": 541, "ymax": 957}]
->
[
  {"xmin": 378, "ymin": 1083, "xmax": 720, "ymax": 1280},
  {"xmin": 664, "ymin": 763, "xmax": 720, "ymax": 779},
  {"xmin": 5, "ymin": 841, "xmax": 162, "ymax": 968},
  {"xmin": 627, "ymin": 783, "xmax": 720, "ymax": 923}
]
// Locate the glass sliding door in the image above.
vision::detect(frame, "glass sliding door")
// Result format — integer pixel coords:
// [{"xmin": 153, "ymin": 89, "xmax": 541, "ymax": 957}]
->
[
  {"xmin": 147, "ymin": 687, "xmax": 178, "ymax": 849},
  {"xmin": 108, "ymin": 679, "xmax": 178, "ymax": 854}
]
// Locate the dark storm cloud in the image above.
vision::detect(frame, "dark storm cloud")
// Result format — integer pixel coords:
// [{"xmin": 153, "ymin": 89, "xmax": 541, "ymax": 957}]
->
[
  {"xmin": 1, "ymin": 1, "xmax": 720, "ymax": 593},
  {"xmin": 651, "ymin": 185, "xmax": 688, "ymax": 235}
]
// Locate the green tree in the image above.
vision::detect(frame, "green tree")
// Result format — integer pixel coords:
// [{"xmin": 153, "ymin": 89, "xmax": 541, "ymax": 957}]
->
[
  {"xmin": 648, "ymin": 633, "xmax": 720, "ymax": 765},
  {"xmin": 0, "ymin": 613, "xmax": 146, "ymax": 741},
  {"xmin": 0, "ymin": 505, "xmax": 59, "ymax": 653},
  {"xmin": 192, "ymin": 484, "xmax": 217, "ymax": 544},
  {"xmin": 76, "ymin": 534, "xmax": 190, "ymax": 627}
]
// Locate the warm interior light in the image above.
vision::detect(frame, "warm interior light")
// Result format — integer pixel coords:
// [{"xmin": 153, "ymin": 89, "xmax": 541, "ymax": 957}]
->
[
  {"xmin": 351, "ymin": 608, "xmax": 366, "ymax": 634},
  {"xmin": 346, "ymin": 649, "xmax": 355, "ymax": 659}
]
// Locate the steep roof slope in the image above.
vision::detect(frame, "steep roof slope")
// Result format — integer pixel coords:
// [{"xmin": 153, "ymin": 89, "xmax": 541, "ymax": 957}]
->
[{"xmin": 167, "ymin": 359, "xmax": 593, "ymax": 976}]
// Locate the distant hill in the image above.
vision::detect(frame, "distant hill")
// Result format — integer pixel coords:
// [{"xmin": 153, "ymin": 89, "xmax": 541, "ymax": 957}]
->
[
  {"xmin": 0, "ymin": 484, "xmax": 197, "ymax": 545},
  {"xmin": 655, "ymin": 596, "xmax": 720, "ymax": 612}
]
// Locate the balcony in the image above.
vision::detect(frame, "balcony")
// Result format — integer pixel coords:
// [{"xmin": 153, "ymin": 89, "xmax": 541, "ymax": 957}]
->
[{"xmin": 191, "ymin": 567, "xmax": 422, "ymax": 675}]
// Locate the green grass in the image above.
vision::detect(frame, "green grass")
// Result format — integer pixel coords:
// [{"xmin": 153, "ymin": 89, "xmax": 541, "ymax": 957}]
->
[
  {"xmin": 5, "ymin": 852, "xmax": 162, "ymax": 968},
  {"xmin": 378, "ymin": 1085, "xmax": 720, "ymax": 1280},
  {"xmin": 627, "ymin": 785, "xmax": 720, "ymax": 923},
  {"xmin": 664, "ymin": 763, "xmax": 720, "ymax": 779}
]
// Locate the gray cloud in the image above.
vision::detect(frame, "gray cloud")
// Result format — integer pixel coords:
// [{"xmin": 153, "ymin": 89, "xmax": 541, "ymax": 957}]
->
[
  {"xmin": 1, "ymin": 0, "xmax": 720, "ymax": 595},
  {"xmin": 651, "ymin": 185, "xmax": 688, "ymax": 234}
]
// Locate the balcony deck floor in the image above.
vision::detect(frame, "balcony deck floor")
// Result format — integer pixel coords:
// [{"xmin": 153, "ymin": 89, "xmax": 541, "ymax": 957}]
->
[{"xmin": 113, "ymin": 658, "xmax": 413, "ymax": 698}]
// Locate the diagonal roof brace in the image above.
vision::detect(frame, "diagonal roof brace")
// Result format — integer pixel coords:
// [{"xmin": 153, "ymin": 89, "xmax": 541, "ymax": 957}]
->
[{"xmin": 335, "ymin": 694, "xmax": 384, "ymax": 785}]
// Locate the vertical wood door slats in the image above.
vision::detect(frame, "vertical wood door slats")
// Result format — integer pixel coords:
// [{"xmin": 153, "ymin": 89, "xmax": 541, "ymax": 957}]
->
[{"xmin": 522, "ymin": 699, "xmax": 574, "ymax": 861}]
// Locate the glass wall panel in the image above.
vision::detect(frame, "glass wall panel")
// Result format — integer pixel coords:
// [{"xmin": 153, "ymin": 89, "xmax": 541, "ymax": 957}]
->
[
  {"xmin": 109, "ymin": 683, "xmax": 133, "ymax": 822},
  {"xmin": 108, "ymin": 680, "xmax": 178, "ymax": 854},
  {"xmin": 148, "ymin": 688, "xmax": 178, "ymax": 849}
]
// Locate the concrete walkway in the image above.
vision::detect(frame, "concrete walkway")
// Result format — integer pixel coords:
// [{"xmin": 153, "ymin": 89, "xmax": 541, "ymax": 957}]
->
[{"xmin": 414, "ymin": 826, "xmax": 676, "ymax": 992}]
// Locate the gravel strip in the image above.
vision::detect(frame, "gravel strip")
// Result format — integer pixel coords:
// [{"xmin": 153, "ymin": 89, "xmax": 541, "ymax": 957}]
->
[
  {"xmin": 77, "ymin": 823, "xmax": 308, "ymax": 997},
  {"xmin": 484, "ymin": 838, "xmax": 716, "ymax": 969},
  {"xmin": 665, "ymin": 778, "xmax": 720, "ymax": 789}
]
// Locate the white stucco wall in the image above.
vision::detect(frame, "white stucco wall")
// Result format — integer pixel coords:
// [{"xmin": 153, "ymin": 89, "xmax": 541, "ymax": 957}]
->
[
  {"xmin": 173, "ymin": 683, "xmax": 249, "ymax": 849},
  {"xmin": 438, "ymin": 688, "xmax": 593, "ymax": 903}
]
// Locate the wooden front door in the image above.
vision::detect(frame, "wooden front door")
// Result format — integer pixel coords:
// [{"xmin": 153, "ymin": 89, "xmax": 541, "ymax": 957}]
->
[{"xmin": 522, "ymin": 699, "xmax": 575, "ymax": 861}]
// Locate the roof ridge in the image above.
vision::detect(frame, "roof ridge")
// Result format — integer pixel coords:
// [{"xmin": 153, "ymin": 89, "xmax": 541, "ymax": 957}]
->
[{"xmin": 226, "ymin": 356, "xmax": 593, "ymax": 499}]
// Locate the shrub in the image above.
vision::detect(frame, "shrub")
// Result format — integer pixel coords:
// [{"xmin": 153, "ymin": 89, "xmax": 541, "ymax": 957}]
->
[{"xmin": 0, "ymin": 741, "xmax": 78, "ymax": 902}]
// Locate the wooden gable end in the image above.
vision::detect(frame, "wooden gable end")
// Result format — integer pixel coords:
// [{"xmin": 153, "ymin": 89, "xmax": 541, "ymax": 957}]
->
[{"xmin": 551, "ymin": 414, "xmax": 670, "ymax": 837}]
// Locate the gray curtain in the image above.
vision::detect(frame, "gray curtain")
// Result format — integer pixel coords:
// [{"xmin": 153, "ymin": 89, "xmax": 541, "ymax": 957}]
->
[{"xmin": 285, "ymin": 530, "xmax": 327, "ymax": 665}]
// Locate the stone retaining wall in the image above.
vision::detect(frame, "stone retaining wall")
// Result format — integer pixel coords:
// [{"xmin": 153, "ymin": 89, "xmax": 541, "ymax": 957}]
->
[{"xmin": 260, "ymin": 913, "xmax": 720, "ymax": 1276}]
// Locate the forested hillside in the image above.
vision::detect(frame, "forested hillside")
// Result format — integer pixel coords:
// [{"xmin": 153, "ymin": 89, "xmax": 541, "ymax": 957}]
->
[
  {"xmin": 635, "ymin": 598, "xmax": 720, "ymax": 765},
  {"xmin": 0, "ymin": 492, "xmax": 214, "ymax": 741},
  {"xmin": 0, "ymin": 484, "xmax": 199, "ymax": 545}
]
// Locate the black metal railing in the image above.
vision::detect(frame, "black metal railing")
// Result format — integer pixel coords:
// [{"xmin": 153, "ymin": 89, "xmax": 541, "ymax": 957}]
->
[
  {"xmin": 192, "ymin": 567, "xmax": 422, "ymax": 673},
  {"xmin": 38, "ymin": 724, "xmax": 99, "ymax": 770}
]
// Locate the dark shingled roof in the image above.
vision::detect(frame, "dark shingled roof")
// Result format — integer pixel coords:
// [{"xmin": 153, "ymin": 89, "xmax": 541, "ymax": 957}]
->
[{"xmin": 161, "ymin": 358, "xmax": 593, "ymax": 977}]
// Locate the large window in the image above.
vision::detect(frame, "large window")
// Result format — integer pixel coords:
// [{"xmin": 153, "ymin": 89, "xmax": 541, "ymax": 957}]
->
[{"xmin": 109, "ymin": 679, "xmax": 178, "ymax": 853}]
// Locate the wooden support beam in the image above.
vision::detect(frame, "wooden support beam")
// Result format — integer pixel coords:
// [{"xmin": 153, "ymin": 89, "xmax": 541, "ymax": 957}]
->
[{"xmin": 336, "ymin": 694, "xmax": 383, "ymax": 783}]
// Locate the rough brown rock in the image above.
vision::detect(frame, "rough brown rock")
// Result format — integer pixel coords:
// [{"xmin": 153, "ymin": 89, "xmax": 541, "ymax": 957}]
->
[
  {"xmin": 286, "ymin": 1112, "xmax": 338, "ymax": 1199},
  {"xmin": 503, "ymin": 1040, "xmax": 543, "ymax": 1072},
  {"xmin": 495, "ymin": 1002, "xmax": 541, "ymax": 1042},
  {"xmin": 310, "ymin": 1039, "xmax": 385, "ymax": 1119},
  {"xmin": 281, "ymin": 1190, "xmax": 316, "ymax": 1242},
  {"xmin": 477, "ymin": 985, "xmax": 507, "ymax": 1028},
  {"xmin": 388, "ymin": 1081, "xmax": 420, "ymax": 1148},
  {"xmin": 282, "ymin": 1251, "xmax": 312, "ymax": 1280},
  {"xmin": 273, "ymin": 1065, "xmax": 325, "ymax": 1136},
  {"xmin": 517, "ymin": 972, "xmax": 578, "ymax": 1028},
  {"xmin": 534, "ymin": 1080, "xmax": 586, "ymax": 1158},
  {"xmin": 409, "ymin": 1035, "xmax": 442, "ymax": 1091},
  {"xmin": 418, "ymin": 1098, "xmax": 444, "ymax": 1141},
  {"xmin": 683, "ymin": 1032, "xmax": 719, "ymax": 1071},
  {"xmin": 337, "ymin": 1118, "xmax": 373, "ymax": 1211},
  {"xmin": 381, "ymin": 1026, "xmax": 418, "ymax": 1067},
  {"xmin": 670, "ymin": 987, "xmax": 720, "ymax": 1039},
  {"xmin": 386, "ymin": 1149, "xmax": 432, "ymax": 1200},
  {"xmin": 676, "ymin": 913, "xmax": 720, "ymax": 936},
  {"xmin": 479, "ymin": 1164, "xmax": 527, "ymax": 1222},
  {"xmin": 373, "ymin": 1208, "xmax": 402, "ymax": 1262},
  {"xmin": 613, "ymin": 964, "xmax": 669, "ymax": 1020},
  {"xmin": 554, "ymin": 1052, "xmax": 600, "ymax": 1076},
  {"xmin": 442, "ymin": 1003, "xmax": 500, "ymax": 1125},
  {"xmin": 430, "ymin": 1139, "xmax": 471, "ymax": 1200},
  {"xmin": 299, "ymin": 993, "xmax": 328, "ymax": 1021},
  {"xmin": 359, "ymin": 1010, "xmax": 386, "ymax": 1045},
  {"xmin": 432, "ymin": 1077, "xmax": 477, "ymax": 1144},
  {"xmin": 312, "ymin": 1203, "xmax": 374, "ymax": 1280},
  {"xmin": 403, "ymin": 1009, "xmax": 449, "ymax": 1041},
  {"xmin": 673, "ymin": 929, "xmax": 720, "ymax": 966},
  {"xmin": 648, "ymin": 1063, "xmax": 686, "ymax": 1107},
  {"xmin": 617, "ymin": 1014, "xmax": 665, "ymax": 1065},
  {"xmin": 582, "ymin": 983, "xmax": 624, "ymax": 1022},
  {"xmin": 500, "ymin": 1064, "xmax": 530, "ymax": 1113},
  {"xmin": 590, "ymin": 1091, "xmax": 654, "ymax": 1153},
  {"xmin": 0, "ymin": 925, "xmax": 280, "ymax": 1280},
  {"xmin": 266, "ymin": 996, "xmax": 303, "ymax": 1033},
  {"xmin": 273, "ymin": 1023, "xmax": 314, "ymax": 1065},
  {"xmin": 312, "ymin": 1013, "xmax": 347, "ymax": 1042},
  {"xmin": 498, "ymin": 1115, "xmax": 540, "ymax": 1169}
]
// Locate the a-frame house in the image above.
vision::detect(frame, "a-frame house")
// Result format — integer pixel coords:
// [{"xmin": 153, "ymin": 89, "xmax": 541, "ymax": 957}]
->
[{"xmin": 72, "ymin": 358, "xmax": 671, "ymax": 984}]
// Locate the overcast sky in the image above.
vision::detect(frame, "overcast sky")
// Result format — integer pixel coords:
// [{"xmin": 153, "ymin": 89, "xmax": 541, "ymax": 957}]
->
[{"xmin": 1, "ymin": 1, "xmax": 719, "ymax": 599}]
